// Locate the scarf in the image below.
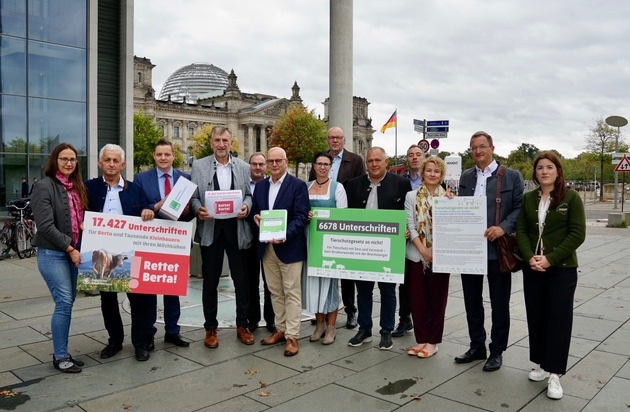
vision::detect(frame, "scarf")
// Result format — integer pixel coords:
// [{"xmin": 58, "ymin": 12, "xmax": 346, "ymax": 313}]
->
[
  {"xmin": 55, "ymin": 171, "xmax": 84, "ymax": 245},
  {"xmin": 415, "ymin": 184, "xmax": 445, "ymax": 268}
]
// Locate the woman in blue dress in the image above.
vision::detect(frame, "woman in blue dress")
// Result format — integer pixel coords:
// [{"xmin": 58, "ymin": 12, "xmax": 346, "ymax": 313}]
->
[{"xmin": 306, "ymin": 152, "xmax": 348, "ymax": 345}]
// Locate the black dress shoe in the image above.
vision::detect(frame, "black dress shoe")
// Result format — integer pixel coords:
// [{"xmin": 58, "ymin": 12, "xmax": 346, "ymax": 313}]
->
[
  {"xmin": 147, "ymin": 337, "xmax": 155, "ymax": 352},
  {"xmin": 483, "ymin": 353, "xmax": 502, "ymax": 371},
  {"xmin": 135, "ymin": 346, "xmax": 150, "ymax": 362},
  {"xmin": 100, "ymin": 342, "xmax": 123, "ymax": 359},
  {"xmin": 454, "ymin": 348, "xmax": 487, "ymax": 364},
  {"xmin": 164, "ymin": 333, "xmax": 190, "ymax": 347},
  {"xmin": 346, "ymin": 312, "xmax": 358, "ymax": 329}
]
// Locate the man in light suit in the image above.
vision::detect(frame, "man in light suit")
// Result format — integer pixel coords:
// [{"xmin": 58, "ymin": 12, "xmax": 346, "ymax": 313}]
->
[
  {"xmin": 251, "ymin": 147, "xmax": 310, "ymax": 356},
  {"xmin": 308, "ymin": 126, "xmax": 365, "ymax": 329},
  {"xmin": 344, "ymin": 147, "xmax": 412, "ymax": 351},
  {"xmin": 134, "ymin": 139, "xmax": 191, "ymax": 348},
  {"xmin": 455, "ymin": 131, "xmax": 523, "ymax": 372},
  {"xmin": 190, "ymin": 126, "xmax": 254, "ymax": 348}
]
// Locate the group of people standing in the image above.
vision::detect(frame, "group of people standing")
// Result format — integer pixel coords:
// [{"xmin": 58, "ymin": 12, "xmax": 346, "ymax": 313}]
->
[{"xmin": 31, "ymin": 128, "xmax": 585, "ymax": 401}]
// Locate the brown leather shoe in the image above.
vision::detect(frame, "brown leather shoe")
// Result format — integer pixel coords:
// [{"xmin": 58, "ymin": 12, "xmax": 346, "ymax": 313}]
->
[
  {"xmin": 236, "ymin": 326, "xmax": 254, "ymax": 345},
  {"xmin": 204, "ymin": 329, "xmax": 218, "ymax": 348},
  {"xmin": 261, "ymin": 330, "xmax": 286, "ymax": 345},
  {"xmin": 284, "ymin": 336, "xmax": 299, "ymax": 356}
]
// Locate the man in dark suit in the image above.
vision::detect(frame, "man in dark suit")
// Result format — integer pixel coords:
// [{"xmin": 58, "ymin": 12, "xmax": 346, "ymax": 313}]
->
[
  {"xmin": 308, "ymin": 126, "xmax": 365, "ymax": 329},
  {"xmin": 190, "ymin": 126, "xmax": 254, "ymax": 349},
  {"xmin": 134, "ymin": 138, "xmax": 191, "ymax": 348},
  {"xmin": 85, "ymin": 144, "xmax": 156, "ymax": 362},
  {"xmin": 251, "ymin": 147, "xmax": 309, "ymax": 357},
  {"xmin": 455, "ymin": 131, "xmax": 523, "ymax": 372},
  {"xmin": 344, "ymin": 147, "xmax": 412, "ymax": 351}
]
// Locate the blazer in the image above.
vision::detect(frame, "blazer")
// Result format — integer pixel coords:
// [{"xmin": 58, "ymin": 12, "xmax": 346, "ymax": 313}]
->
[
  {"xmin": 85, "ymin": 177, "xmax": 149, "ymax": 217},
  {"xmin": 31, "ymin": 176, "xmax": 75, "ymax": 251},
  {"xmin": 134, "ymin": 167, "xmax": 192, "ymax": 221},
  {"xmin": 189, "ymin": 155, "xmax": 253, "ymax": 249},
  {"xmin": 344, "ymin": 172, "xmax": 411, "ymax": 211},
  {"xmin": 458, "ymin": 163, "xmax": 524, "ymax": 259},
  {"xmin": 308, "ymin": 149, "xmax": 366, "ymax": 184},
  {"xmin": 250, "ymin": 173, "xmax": 310, "ymax": 263},
  {"xmin": 516, "ymin": 189, "xmax": 585, "ymax": 268}
]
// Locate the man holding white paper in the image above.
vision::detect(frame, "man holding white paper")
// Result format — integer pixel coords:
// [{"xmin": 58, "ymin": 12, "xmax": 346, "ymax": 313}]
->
[
  {"xmin": 190, "ymin": 126, "xmax": 254, "ymax": 348},
  {"xmin": 134, "ymin": 139, "xmax": 192, "ymax": 348}
]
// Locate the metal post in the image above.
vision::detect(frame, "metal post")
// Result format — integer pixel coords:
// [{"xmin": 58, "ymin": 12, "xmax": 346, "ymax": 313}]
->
[{"xmin": 614, "ymin": 129, "xmax": 619, "ymax": 209}]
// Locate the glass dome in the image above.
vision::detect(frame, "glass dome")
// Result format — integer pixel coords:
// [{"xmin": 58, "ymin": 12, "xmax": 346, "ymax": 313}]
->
[{"xmin": 158, "ymin": 63, "xmax": 229, "ymax": 102}]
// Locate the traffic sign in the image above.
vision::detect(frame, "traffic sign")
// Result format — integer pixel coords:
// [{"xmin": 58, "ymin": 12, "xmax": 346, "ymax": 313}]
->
[
  {"xmin": 426, "ymin": 132, "xmax": 447, "ymax": 139},
  {"xmin": 418, "ymin": 139, "xmax": 430, "ymax": 153},
  {"xmin": 413, "ymin": 119, "xmax": 425, "ymax": 126},
  {"xmin": 426, "ymin": 120, "xmax": 449, "ymax": 126},
  {"xmin": 614, "ymin": 155, "xmax": 630, "ymax": 172},
  {"xmin": 426, "ymin": 126, "xmax": 449, "ymax": 133},
  {"xmin": 612, "ymin": 152, "xmax": 630, "ymax": 164},
  {"xmin": 444, "ymin": 156, "xmax": 462, "ymax": 180},
  {"xmin": 430, "ymin": 139, "xmax": 440, "ymax": 149}
]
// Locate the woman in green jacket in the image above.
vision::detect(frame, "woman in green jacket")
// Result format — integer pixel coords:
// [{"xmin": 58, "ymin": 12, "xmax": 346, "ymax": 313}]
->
[{"xmin": 516, "ymin": 151, "xmax": 585, "ymax": 400}]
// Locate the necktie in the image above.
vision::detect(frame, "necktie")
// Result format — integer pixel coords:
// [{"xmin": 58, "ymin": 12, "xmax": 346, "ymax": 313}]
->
[{"xmin": 163, "ymin": 173, "xmax": 171, "ymax": 196}]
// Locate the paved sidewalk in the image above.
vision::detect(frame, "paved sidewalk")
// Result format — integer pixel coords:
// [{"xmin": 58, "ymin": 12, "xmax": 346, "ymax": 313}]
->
[{"xmin": 1, "ymin": 202, "xmax": 629, "ymax": 411}]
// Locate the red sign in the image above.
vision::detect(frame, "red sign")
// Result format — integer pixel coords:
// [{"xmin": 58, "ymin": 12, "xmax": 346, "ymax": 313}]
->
[
  {"xmin": 614, "ymin": 155, "xmax": 630, "ymax": 172},
  {"xmin": 418, "ymin": 139, "xmax": 430, "ymax": 152}
]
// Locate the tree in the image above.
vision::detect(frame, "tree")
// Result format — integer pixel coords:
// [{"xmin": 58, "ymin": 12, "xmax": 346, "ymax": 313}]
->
[
  {"xmin": 269, "ymin": 105, "xmax": 328, "ymax": 174},
  {"xmin": 190, "ymin": 124, "xmax": 241, "ymax": 161},
  {"xmin": 585, "ymin": 118, "xmax": 623, "ymax": 201},
  {"xmin": 133, "ymin": 113, "xmax": 162, "ymax": 173}
]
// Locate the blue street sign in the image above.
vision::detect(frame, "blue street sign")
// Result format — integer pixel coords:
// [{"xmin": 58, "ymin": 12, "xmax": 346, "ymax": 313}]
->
[
  {"xmin": 426, "ymin": 126, "xmax": 449, "ymax": 133},
  {"xmin": 426, "ymin": 120, "xmax": 449, "ymax": 126}
]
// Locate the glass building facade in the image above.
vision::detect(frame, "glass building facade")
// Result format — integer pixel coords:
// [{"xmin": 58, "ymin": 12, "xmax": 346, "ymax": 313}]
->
[{"xmin": 1, "ymin": 0, "xmax": 88, "ymax": 204}]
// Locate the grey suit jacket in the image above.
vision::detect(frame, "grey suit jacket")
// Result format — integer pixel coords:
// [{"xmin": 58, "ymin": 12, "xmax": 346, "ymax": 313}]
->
[
  {"xmin": 190, "ymin": 155, "xmax": 253, "ymax": 249},
  {"xmin": 458, "ymin": 163, "xmax": 524, "ymax": 259}
]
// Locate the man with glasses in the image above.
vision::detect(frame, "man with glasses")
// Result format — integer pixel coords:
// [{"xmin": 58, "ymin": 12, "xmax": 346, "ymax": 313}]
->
[
  {"xmin": 455, "ymin": 131, "xmax": 523, "ymax": 372},
  {"xmin": 308, "ymin": 127, "xmax": 365, "ymax": 329},
  {"xmin": 251, "ymin": 147, "xmax": 309, "ymax": 356},
  {"xmin": 190, "ymin": 126, "xmax": 254, "ymax": 349},
  {"xmin": 246, "ymin": 152, "xmax": 275, "ymax": 333}
]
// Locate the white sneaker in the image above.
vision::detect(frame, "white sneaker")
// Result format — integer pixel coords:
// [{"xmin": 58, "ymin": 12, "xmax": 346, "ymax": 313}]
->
[
  {"xmin": 547, "ymin": 375, "xmax": 563, "ymax": 400},
  {"xmin": 529, "ymin": 367, "xmax": 550, "ymax": 382}
]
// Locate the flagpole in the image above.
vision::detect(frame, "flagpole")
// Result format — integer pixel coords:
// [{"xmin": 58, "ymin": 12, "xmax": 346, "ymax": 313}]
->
[{"xmin": 395, "ymin": 108, "xmax": 398, "ymax": 160}]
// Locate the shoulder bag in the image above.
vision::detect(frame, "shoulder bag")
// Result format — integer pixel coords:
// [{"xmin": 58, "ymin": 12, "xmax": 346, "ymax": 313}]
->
[{"xmin": 495, "ymin": 166, "xmax": 523, "ymax": 273}]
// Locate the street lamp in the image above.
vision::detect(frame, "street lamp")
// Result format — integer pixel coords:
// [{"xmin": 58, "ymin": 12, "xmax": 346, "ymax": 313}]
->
[{"xmin": 605, "ymin": 115, "xmax": 628, "ymax": 209}]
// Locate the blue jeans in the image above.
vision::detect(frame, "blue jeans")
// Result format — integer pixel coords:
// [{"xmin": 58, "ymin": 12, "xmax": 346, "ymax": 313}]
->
[
  {"xmin": 356, "ymin": 280, "xmax": 396, "ymax": 335},
  {"xmin": 38, "ymin": 247, "xmax": 78, "ymax": 359}
]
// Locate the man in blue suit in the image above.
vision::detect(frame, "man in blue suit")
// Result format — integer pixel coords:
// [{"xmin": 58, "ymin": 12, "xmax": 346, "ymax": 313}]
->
[
  {"xmin": 251, "ymin": 147, "xmax": 309, "ymax": 357},
  {"xmin": 134, "ymin": 139, "xmax": 191, "ymax": 348}
]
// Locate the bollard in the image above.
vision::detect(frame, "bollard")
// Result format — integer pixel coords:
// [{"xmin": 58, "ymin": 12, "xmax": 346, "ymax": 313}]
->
[{"xmin": 607, "ymin": 213, "xmax": 624, "ymax": 227}]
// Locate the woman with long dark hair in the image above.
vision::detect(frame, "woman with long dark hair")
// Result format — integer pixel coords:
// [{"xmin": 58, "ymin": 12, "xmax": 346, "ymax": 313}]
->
[
  {"xmin": 31, "ymin": 143, "xmax": 89, "ymax": 373},
  {"xmin": 516, "ymin": 151, "xmax": 585, "ymax": 399}
]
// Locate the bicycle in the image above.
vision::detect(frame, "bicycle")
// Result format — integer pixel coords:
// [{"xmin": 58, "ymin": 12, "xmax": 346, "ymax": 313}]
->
[{"xmin": 1, "ymin": 199, "xmax": 37, "ymax": 259}]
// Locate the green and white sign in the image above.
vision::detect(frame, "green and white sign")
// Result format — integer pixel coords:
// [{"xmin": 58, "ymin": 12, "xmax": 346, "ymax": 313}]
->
[
  {"xmin": 307, "ymin": 208, "xmax": 406, "ymax": 283},
  {"xmin": 259, "ymin": 209, "xmax": 287, "ymax": 241}
]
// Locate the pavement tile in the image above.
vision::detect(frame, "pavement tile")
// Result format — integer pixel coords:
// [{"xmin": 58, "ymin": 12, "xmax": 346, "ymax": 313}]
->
[
  {"xmin": 563, "ymin": 350, "xmax": 628, "ymax": 400},
  {"xmin": 430, "ymin": 365, "xmax": 544, "ymax": 411},
  {"xmin": 9, "ymin": 350, "xmax": 202, "ymax": 412},
  {"xmin": 572, "ymin": 314, "xmax": 622, "ymax": 342},
  {"xmin": 0, "ymin": 327, "xmax": 48, "ymax": 350},
  {"xmin": 0, "ymin": 371, "xmax": 21, "ymax": 388},
  {"xmin": 244, "ymin": 363, "xmax": 355, "ymax": 406},
  {"xmin": 78, "ymin": 355, "xmax": 295, "ymax": 412},
  {"xmin": 616, "ymin": 361, "xmax": 630, "ymax": 380},
  {"xmin": 331, "ymin": 346, "xmax": 399, "ymax": 372},
  {"xmin": 18, "ymin": 334, "xmax": 103, "ymax": 363},
  {"xmin": 258, "ymin": 383, "xmax": 398, "ymax": 412},
  {"xmin": 574, "ymin": 296, "xmax": 629, "ymax": 322},
  {"xmin": 581, "ymin": 376, "xmax": 630, "ymax": 412},
  {"xmin": 396, "ymin": 393, "xmax": 486, "ymax": 411},
  {"xmin": 519, "ymin": 392, "xmax": 588, "ymax": 411},
  {"xmin": 0, "ymin": 347, "xmax": 40, "ymax": 372},
  {"xmin": 596, "ymin": 325, "xmax": 630, "ymax": 356},
  {"xmin": 0, "ymin": 296, "xmax": 55, "ymax": 320},
  {"xmin": 196, "ymin": 395, "xmax": 268, "ymax": 412}
]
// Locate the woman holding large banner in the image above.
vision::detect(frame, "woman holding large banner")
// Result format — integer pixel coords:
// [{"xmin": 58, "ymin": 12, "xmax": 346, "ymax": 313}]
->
[
  {"xmin": 31, "ymin": 143, "xmax": 89, "ymax": 373},
  {"xmin": 404, "ymin": 156, "xmax": 452, "ymax": 358},
  {"xmin": 306, "ymin": 152, "xmax": 348, "ymax": 345}
]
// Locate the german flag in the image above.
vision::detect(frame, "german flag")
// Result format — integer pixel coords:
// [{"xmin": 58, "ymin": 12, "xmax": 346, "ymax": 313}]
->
[{"xmin": 380, "ymin": 110, "xmax": 397, "ymax": 133}]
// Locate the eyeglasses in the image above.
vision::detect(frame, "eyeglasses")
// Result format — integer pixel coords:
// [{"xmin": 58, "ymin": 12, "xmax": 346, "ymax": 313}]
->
[
  {"xmin": 470, "ymin": 145, "xmax": 490, "ymax": 152},
  {"xmin": 267, "ymin": 159, "xmax": 285, "ymax": 165},
  {"xmin": 58, "ymin": 157, "xmax": 78, "ymax": 164},
  {"xmin": 315, "ymin": 162, "xmax": 331, "ymax": 168},
  {"xmin": 250, "ymin": 162, "xmax": 266, "ymax": 167}
]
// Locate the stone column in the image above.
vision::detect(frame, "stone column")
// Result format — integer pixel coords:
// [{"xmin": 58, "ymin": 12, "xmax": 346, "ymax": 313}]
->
[
  {"xmin": 261, "ymin": 126, "xmax": 268, "ymax": 154},
  {"xmin": 329, "ymin": 0, "xmax": 353, "ymax": 151},
  {"xmin": 247, "ymin": 124, "xmax": 255, "ymax": 158}
]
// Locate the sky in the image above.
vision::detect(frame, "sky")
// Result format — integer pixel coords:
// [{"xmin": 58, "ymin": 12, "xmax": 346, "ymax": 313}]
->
[{"xmin": 134, "ymin": 0, "xmax": 630, "ymax": 159}]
